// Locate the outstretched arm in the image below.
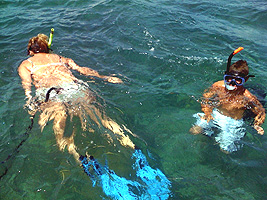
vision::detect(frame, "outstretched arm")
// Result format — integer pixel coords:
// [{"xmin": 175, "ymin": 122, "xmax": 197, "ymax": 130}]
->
[
  {"xmin": 63, "ymin": 57, "xmax": 123, "ymax": 84},
  {"xmin": 18, "ymin": 60, "xmax": 32, "ymax": 100}
]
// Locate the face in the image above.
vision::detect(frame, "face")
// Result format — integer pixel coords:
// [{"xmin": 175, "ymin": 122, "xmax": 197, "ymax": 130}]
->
[{"xmin": 224, "ymin": 74, "xmax": 245, "ymax": 91}]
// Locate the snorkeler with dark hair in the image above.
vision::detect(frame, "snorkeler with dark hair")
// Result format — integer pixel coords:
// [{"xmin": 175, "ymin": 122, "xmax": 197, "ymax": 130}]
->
[{"xmin": 190, "ymin": 47, "xmax": 265, "ymax": 153}]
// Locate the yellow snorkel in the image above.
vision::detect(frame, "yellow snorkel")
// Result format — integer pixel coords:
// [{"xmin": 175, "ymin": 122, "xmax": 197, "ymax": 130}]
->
[{"xmin": 48, "ymin": 28, "xmax": 54, "ymax": 49}]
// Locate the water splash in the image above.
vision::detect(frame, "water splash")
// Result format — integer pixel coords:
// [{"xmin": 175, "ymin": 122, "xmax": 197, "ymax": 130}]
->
[{"xmin": 192, "ymin": 109, "xmax": 246, "ymax": 153}]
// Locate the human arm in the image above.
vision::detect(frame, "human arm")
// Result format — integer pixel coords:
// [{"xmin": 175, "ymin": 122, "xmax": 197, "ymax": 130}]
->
[
  {"xmin": 201, "ymin": 92, "xmax": 214, "ymax": 122},
  {"xmin": 18, "ymin": 60, "xmax": 32, "ymax": 100},
  {"xmin": 201, "ymin": 84, "xmax": 221, "ymax": 122},
  {"xmin": 63, "ymin": 57, "xmax": 123, "ymax": 84},
  {"xmin": 245, "ymin": 90, "xmax": 265, "ymax": 135}
]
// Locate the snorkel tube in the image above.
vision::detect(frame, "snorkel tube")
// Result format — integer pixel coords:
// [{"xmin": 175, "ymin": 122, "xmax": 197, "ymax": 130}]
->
[
  {"xmin": 224, "ymin": 47, "xmax": 244, "ymax": 91},
  {"xmin": 48, "ymin": 28, "xmax": 54, "ymax": 49},
  {"xmin": 226, "ymin": 47, "xmax": 244, "ymax": 74}
]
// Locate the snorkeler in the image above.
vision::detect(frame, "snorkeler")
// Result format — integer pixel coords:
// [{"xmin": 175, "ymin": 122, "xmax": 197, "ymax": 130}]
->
[
  {"xmin": 18, "ymin": 33, "xmax": 134, "ymax": 161},
  {"xmin": 17, "ymin": 33, "xmax": 172, "ymax": 199},
  {"xmin": 190, "ymin": 47, "xmax": 265, "ymax": 153}
]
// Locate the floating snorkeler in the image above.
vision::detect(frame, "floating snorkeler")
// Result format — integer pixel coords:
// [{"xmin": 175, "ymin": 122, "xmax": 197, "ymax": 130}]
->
[
  {"xmin": 17, "ymin": 30, "xmax": 171, "ymax": 199},
  {"xmin": 18, "ymin": 32, "xmax": 130, "ymax": 162},
  {"xmin": 190, "ymin": 47, "xmax": 266, "ymax": 153}
]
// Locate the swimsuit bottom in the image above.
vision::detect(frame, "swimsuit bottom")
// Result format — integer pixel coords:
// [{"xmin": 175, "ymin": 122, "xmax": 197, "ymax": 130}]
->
[
  {"xmin": 193, "ymin": 109, "xmax": 246, "ymax": 152},
  {"xmin": 35, "ymin": 80, "xmax": 91, "ymax": 103}
]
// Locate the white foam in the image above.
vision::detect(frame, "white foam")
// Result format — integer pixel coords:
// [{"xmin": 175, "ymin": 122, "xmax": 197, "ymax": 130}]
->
[{"xmin": 193, "ymin": 109, "xmax": 246, "ymax": 152}]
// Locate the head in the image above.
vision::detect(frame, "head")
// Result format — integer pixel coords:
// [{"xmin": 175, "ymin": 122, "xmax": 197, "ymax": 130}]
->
[
  {"xmin": 228, "ymin": 60, "xmax": 249, "ymax": 77},
  {"xmin": 224, "ymin": 47, "xmax": 254, "ymax": 91},
  {"xmin": 27, "ymin": 34, "xmax": 49, "ymax": 55},
  {"xmin": 224, "ymin": 60, "xmax": 253, "ymax": 91}
]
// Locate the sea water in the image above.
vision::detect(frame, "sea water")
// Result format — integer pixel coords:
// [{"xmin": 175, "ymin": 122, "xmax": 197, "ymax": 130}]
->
[{"xmin": 0, "ymin": 0, "xmax": 267, "ymax": 199}]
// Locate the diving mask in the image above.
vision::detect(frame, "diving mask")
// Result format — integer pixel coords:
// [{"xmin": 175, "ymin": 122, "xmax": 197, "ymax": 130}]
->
[{"xmin": 224, "ymin": 74, "xmax": 245, "ymax": 86}]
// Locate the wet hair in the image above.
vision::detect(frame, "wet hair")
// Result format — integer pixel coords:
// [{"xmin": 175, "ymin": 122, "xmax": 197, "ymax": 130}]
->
[
  {"xmin": 227, "ymin": 60, "xmax": 249, "ymax": 77},
  {"xmin": 27, "ymin": 34, "xmax": 49, "ymax": 55}
]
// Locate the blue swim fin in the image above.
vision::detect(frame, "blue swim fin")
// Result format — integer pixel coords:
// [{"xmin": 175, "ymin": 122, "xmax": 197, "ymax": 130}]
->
[{"xmin": 80, "ymin": 149, "xmax": 171, "ymax": 199}]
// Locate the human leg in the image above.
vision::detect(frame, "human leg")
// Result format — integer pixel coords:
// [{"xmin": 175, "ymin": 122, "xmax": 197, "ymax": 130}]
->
[{"xmin": 52, "ymin": 109, "xmax": 80, "ymax": 161}]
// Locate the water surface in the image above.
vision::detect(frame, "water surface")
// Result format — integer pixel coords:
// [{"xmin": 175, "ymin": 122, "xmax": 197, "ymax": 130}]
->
[{"xmin": 0, "ymin": 0, "xmax": 267, "ymax": 199}]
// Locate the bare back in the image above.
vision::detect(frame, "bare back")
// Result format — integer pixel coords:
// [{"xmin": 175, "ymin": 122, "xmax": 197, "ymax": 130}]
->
[{"xmin": 26, "ymin": 53, "xmax": 77, "ymax": 88}]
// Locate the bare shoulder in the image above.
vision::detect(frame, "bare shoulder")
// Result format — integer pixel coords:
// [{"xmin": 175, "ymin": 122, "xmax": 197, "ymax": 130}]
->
[
  {"xmin": 18, "ymin": 59, "xmax": 31, "ymax": 71},
  {"xmin": 203, "ymin": 80, "xmax": 226, "ymax": 98},
  {"xmin": 56, "ymin": 54, "xmax": 70, "ymax": 62},
  {"xmin": 212, "ymin": 80, "xmax": 225, "ymax": 88},
  {"xmin": 48, "ymin": 53, "xmax": 65, "ymax": 61},
  {"xmin": 203, "ymin": 80, "xmax": 222, "ymax": 97},
  {"xmin": 50, "ymin": 54, "xmax": 75, "ymax": 67},
  {"xmin": 205, "ymin": 80, "xmax": 225, "ymax": 92},
  {"xmin": 20, "ymin": 59, "xmax": 31, "ymax": 66},
  {"xmin": 244, "ymin": 88, "xmax": 257, "ymax": 99}
]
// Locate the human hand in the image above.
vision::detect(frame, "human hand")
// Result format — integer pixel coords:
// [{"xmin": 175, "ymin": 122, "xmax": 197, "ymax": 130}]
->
[
  {"xmin": 189, "ymin": 125, "xmax": 203, "ymax": 135},
  {"xmin": 24, "ymin": 97, "xmax": 37, "ymax": 116},
  {"xmin": 254, "ymin": 125, "xmax": 264, "ymax": 135},
  {"xmin": 106, "ymin": 76, "xmax": 123, "ymax": 84},
  {"xmin": 24, "ymin": 96, "xmax": 32, "ymax": 109}
]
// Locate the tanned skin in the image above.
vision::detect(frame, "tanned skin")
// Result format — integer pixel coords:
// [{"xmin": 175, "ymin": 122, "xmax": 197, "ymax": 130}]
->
[
  {"xmin": 191, "ymin": 80, "xmax": 265, "ymax": 135},
  {"xmin": 18, "ymin": 51, "xmax": 134, "ymax": 162},
  {"xmin": 18, "ymin": 52, "xmax": 123, "ymax": 101}
]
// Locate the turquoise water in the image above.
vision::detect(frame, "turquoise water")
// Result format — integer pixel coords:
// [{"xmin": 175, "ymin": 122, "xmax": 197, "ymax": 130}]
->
[{"xmin": 1, "ymin": 0, "xmax": 267, "ymax": 199}]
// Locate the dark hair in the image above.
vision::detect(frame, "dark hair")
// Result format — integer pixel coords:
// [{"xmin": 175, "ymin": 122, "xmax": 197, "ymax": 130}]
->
[
  {"xmin": 27, "ymin": 34, "xmax": 49, "ymax": 55},
  {"xmin": 227, "ymin": 60, "xmax": 249, "ymax": 77}
]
